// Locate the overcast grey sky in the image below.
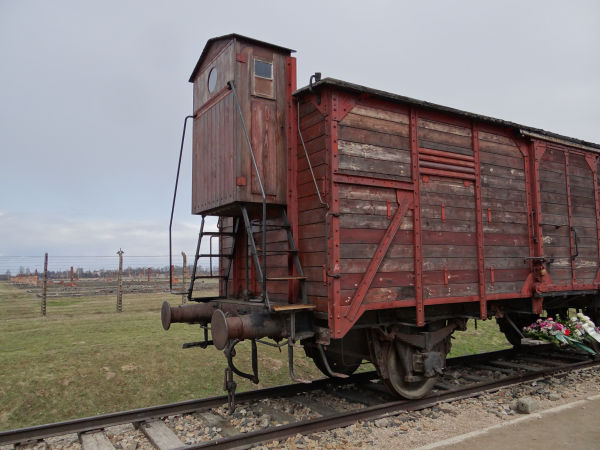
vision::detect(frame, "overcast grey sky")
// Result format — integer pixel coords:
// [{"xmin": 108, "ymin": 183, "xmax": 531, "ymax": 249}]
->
[{"xmin": 1, "ymin": 0, "xmax": 599, "ymax": 269}]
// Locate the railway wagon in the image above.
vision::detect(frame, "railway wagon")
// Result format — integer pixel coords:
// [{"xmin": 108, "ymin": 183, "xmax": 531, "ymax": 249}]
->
[{"xmin": 162, "ymin": 33, "xmax": 600, "ymax": 400}]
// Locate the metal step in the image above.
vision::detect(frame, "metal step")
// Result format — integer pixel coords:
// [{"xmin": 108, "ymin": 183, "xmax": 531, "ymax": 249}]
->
[{"xmin": 266, "ymin": 276, "xmax": 307, "ymax": 281}]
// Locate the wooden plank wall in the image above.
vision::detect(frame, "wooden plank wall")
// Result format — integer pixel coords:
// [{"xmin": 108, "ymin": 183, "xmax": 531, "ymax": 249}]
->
[
  {"xmin": 418, "ymin": 118, "xmax": 478, "ymax": 299},
  {"xmin": 192, "ymin": 94, "xmax": 235, "ymax": 214},
  {"xmin": 296, "ymin": 102, "xmax": 329, "ymax": 310},
  {"xmin": 479, "ymin": 131, "xmax": 530, "ymax": 294},
  {"xmin": 337, "ymin": 105, "xmax": 415, "ymax": 305},
  {"xmin": 569, "ymin": 154, "xmax": 598, "ymax": 284},
  {"xmin": 539, "ymin": 149, "xmax": 571, "ymax": 283}
]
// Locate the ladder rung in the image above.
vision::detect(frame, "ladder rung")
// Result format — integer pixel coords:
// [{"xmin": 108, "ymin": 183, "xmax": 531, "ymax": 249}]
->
[
  {"xmin": 190, "ymin": 295, "xmax": 227, "ymax": 302},
  {"xmin": 194, "ymin": 275, "xmax": 227, "ymax": 279},
  {"xmin": 266, "ymin": 276, "xmax": 307, "ymax": 281},
  {"xmin": 202, "ymin": 231, "xmax": 236, "ymax": 236}
]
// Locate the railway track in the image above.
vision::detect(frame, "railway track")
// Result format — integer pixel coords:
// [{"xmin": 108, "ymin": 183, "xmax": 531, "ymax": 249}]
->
[{"xmin": 1, "ymin": 345, "xmax": 597, "ymax": 450}]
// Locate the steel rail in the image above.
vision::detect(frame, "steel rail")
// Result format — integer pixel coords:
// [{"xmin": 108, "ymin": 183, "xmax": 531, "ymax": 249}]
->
[
  {"xmin": 0, "ymin": 372, "xmax": 375, "ymax": 446},
  {"xmin": 0, "ymin": 347, "xmax": 591, "ymax": 447},
  {"xmin": 182, "ymin": 356, "xmax": 599, "ymax": 449}
]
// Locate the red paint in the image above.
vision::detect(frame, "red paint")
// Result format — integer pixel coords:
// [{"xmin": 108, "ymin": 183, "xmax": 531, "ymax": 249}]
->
[
  {"xmin": 441, "ymin": 203, "xmax": 445, "ymax": 222},
  {"xmin": 387, "ymin": 200, "xmax": 391, "ymax": 219},
  {"xmin": 490, "ymin": 266, "xmax": 495, "ymax": 286},
  {"xmin": 487, "ymin": 208, "xmax": 492, "ymax": 224},
  {"xmin": 345, "ymin": 190, "xmax": 413, "ymax": 324},
  {"xmin": 236, "ymin": 53, "xmax": 247, "ymax": 63},
  {"xmin": 443, "ymin": 268, "xmax": 448, "ymax": 286}
]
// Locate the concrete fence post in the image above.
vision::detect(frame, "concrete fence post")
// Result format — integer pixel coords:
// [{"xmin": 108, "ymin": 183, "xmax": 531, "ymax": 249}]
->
[
  {"xmin": 41, "ymin": 253, "xmax": 48, "ymax": 317},
  {"xmin": 117, "ymin": 249, "xmax": 124, "ymax": 312},
  {"xmin": 181, "ymin": 251, "xmax": 187, "ymax": 304}
]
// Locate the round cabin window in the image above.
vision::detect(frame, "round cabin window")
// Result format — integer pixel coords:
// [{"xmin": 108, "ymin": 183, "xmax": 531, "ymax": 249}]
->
[{"xmin": 208, "ymin": 67, "xmax": 218, "ymax": 93}]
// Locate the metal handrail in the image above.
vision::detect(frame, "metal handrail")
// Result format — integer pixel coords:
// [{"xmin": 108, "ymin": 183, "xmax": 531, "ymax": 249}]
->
[
  {"xmin": 228, "ymin": 81, "xmax": 268, "ymax": 307},
  {"xmin": 169, "ymin": 114, "xmax": 196, "ymax": 293}
]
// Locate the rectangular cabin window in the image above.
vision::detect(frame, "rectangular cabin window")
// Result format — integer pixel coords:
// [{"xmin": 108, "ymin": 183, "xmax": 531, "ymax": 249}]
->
[
  {"xmin": 252, "ymin": 58, "xmax": 274, "ymax": 98},
  {"xmin": 254, "ymin": 59, "xmax": 273, "ymax": 79}
]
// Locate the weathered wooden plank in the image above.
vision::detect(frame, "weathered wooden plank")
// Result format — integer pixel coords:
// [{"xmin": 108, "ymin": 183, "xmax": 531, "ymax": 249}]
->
[
  {"xmin": 422, "ymin": 179, "xmax": 475, "ymax": 197},
  {"xmin": 340, "ymin": 198, "xmax": 399, "ymax": 216},
  {"xmin": 481, "ymin": 198, "xmax": 527, "ymax": 213},
  {"xmin": 418, "ymin": 139, "xmax": 474, "ymax": 156},
  {"xmin": 422, "ymin": 269, "xmax": 479, "ymax": 284},
  {"xmin": 540, "ymin": 213, "xmax": 569, "ymax": 227},
  {"xmin": 422, "ymin": 244, "xmax": 477, "ymax": 258},
  {"xmin": 541, "ymin": 202, "xmax": 569, "ymax": 215},
  {"xmin": 338, "ymin": 154, "xmax": 411, "ymax": 178},
  {"xmin": 480, "ymin": 164, "xmax": 526, "ymax": 180},
  {"xmin": 479, "ymin": 151, "xmax": 524, "ymax": 170},
  {"xmin": 340, "ymin": 112, "xmax": 410, "ymax": 136},
  {"xmin": 422, "ymin": 219, "xmax": 477, "ymax": 233},
  {"xmin": 484, "ymin": 233, "xmax": 529, "ymax": 247},
  {"xmin": 422, "ymin": 257, "xmax": 478, "ymax": 271},
  {"xmin": 572, "ymin": 217, "xmax": 597, "ymax": 228},
  {"xmin": 483, "ymin": 267, "xmax": 531, "ymax": 282},
  {"xmin": 539, "ymin": 192, "xmax": 568, "ymax": 205},
  {"xmin": 483, "ymin": 222, "xmax": 529, "ymax": 235},
  {"xmin": 421, "ymin": 205, "xmax": 476, "ymax": 221},
  {"xmin": 140, "ymin": 420, "xmax": 184, "ymax": 450},
  {"xmin": 298, "ymin": 209, "xmax": 325, "ymax": 226},
  {"xmin": 483, "ymin": 210, "xmax": 529, "ymax": 224},
  {"xmin": 80, "ymin": 431, "xmax": 115, "ymax": 450},
  {"xmin": 340, "ymin": 258, "xmax": 414, "ymax": 273},
  {"xmin": 340, "ymin": 214, "xmax": 413, "ymax": 230},
  {"xmin": 482, "ymin": 187, "xmax": 527, "ymax": 202},
  {"xmin": 301, "ymin": 251, "xmax": 326, "ymax": 267},
  {"xmin": 481, "ymin": 174, "xmax": 527, "ymax": 191},
  {"xmin": 478, "ymin": 131, "xmax": 517, "ymax": 146},
  {"xmin": 341, "ymin": 271, "xmax": 414, "ymax": 290},
  {"xmin": 424, "ymin": 283, "xmax": 479, "ymax": 298},
  {"xmin": 417, "ymin": 118, "xmax": 472, "ymax": 137},
  {"xmin": 300, "ymin": 107, "xmax": 326, "ymax": 128},
  {"xmin": 341, "ymin": 287, "xmax": 415, "ymax": 304},
  {"xmin": 339, "ymin": 124, "xmax": 411, "ymax": 150},
  {"xmin": 338, "ymin": 184, "xmax": 397, "ymax": 201},
  {"xmin": 540, "ymin": 180, "xmax": 568, "ymax": 195},
  {"xmin": 301, "ymin": 120, "xmax": 327, "ymax": 142},
  {"xmin": 484, "ymin": 245, "xmax": 529, "ymax": 258},
  {"xmin": 422, "ymin": 230, "xmax": 476, "ymax": 245},
  {"xmin": 485, "ymin": 281, "xmax": 526, "ymax": 294},
  {"xmin": 341, "ymin": 228, "xmax": 414, "ymax": 245},
  {"xmin": 417, "ymin": 127, "xmax": 472, "ymax": 150},
  {"xmin": 482, "ymin": 257, "xmax": 530, "ymax": 270},
  {"xmin": 340, "ymin": 243, "xmax": 414, "ymax": 259},
  {"xmin": 338, "ymin": 140, "xmax": 411, "ymax": 163},
  {"xmin": 478, "ymin": 140, "xmax": 520, "ymax": 158},
  {"xmin": 351, "ymin": 104, "xmax": 410, "ymax": 124}
]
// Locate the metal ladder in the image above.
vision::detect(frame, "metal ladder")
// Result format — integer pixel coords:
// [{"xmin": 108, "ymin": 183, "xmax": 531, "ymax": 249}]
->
[
  {"xmin": 187, "ymin": 216, "xmax": 240, "ymax": 302},
  {"xmin": 241, "ymin": 205, "xmax": 307, "ymax": 308}
]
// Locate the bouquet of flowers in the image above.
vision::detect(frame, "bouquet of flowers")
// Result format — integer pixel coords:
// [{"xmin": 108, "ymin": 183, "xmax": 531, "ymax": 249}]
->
[{"xmin": 522, "ymin": 314, "xmax": 600, "ymax": 355}]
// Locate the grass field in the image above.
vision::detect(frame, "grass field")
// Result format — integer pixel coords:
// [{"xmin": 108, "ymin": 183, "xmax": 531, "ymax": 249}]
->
[{"xmin": 0, "ymin": 281, "xmax": 510, "ymax": 430}]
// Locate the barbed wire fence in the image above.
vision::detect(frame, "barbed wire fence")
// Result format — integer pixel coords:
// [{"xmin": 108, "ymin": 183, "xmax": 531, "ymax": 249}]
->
[{"xmin": 0, "ymin": 252, "xmax": 215, "ymax": 316}]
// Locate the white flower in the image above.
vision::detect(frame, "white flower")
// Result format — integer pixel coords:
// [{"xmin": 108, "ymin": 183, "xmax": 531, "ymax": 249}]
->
[
  {"xmin": 577, "ymin": 312, "xmax": 584, "ymax": 319},
  {"xmin": 571, "ymin": 317, "xmax": 578, "ymax": 323}
]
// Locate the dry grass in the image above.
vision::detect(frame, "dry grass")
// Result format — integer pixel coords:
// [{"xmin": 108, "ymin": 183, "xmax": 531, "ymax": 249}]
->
[{"xmin": 0, "ymin": 281, "xmax": 510, "ymax": 430}]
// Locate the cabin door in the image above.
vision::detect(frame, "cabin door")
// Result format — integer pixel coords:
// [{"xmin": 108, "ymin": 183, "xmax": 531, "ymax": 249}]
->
[{"xmin": 539, "ymin": 147, "xmax": 599, "ymax": 287}]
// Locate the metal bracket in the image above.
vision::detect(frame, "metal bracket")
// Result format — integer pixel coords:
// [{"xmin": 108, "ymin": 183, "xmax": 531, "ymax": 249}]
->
[
  {"xmin": 223, "ymin": 367, "xmax": 237, "ymax": 413},
  {"xmin": 224, "ymin": 339, "xmax": 259, "ymax": 384}
]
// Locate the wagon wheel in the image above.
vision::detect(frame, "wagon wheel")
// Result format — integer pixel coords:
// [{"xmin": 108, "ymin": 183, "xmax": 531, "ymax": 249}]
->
[
  {"xmin": 304, "ymin": 344, "xmax": 362, "ymax": 377},
  {"xmin": 382, "ymin": 340, "xmax": 437, "ymax": 400}
]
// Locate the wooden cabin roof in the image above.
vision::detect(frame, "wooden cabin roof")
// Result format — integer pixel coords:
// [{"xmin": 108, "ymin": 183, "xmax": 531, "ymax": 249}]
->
[
  {"xmin": 294, "ymin": 77, "xmax": 600, "ymax": 152},
  {"xmin": 189, "ymin": 33, "xmax": 295, "ymax": 82}
]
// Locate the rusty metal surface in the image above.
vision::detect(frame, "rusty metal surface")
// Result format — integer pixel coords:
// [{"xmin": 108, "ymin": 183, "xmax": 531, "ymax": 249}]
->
[{"xmin": 294, "ymin": 78, "xmax": 600, "ymax": 151}]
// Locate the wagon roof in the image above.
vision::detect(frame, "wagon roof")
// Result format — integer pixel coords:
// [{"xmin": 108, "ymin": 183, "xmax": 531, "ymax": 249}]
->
[
  {"xmin": 294, "ymin": 77, "xmax": 600, "ymax": 152},
  {"xmin": 189, "ymin": 33, "xmax": 295, "ymax": 82}
]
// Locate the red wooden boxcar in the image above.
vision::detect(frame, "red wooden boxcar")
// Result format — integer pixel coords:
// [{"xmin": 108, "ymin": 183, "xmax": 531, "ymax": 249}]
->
[{"xmin": 163, "ymin": 34, "xmax": 600, "ymax": 400}]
